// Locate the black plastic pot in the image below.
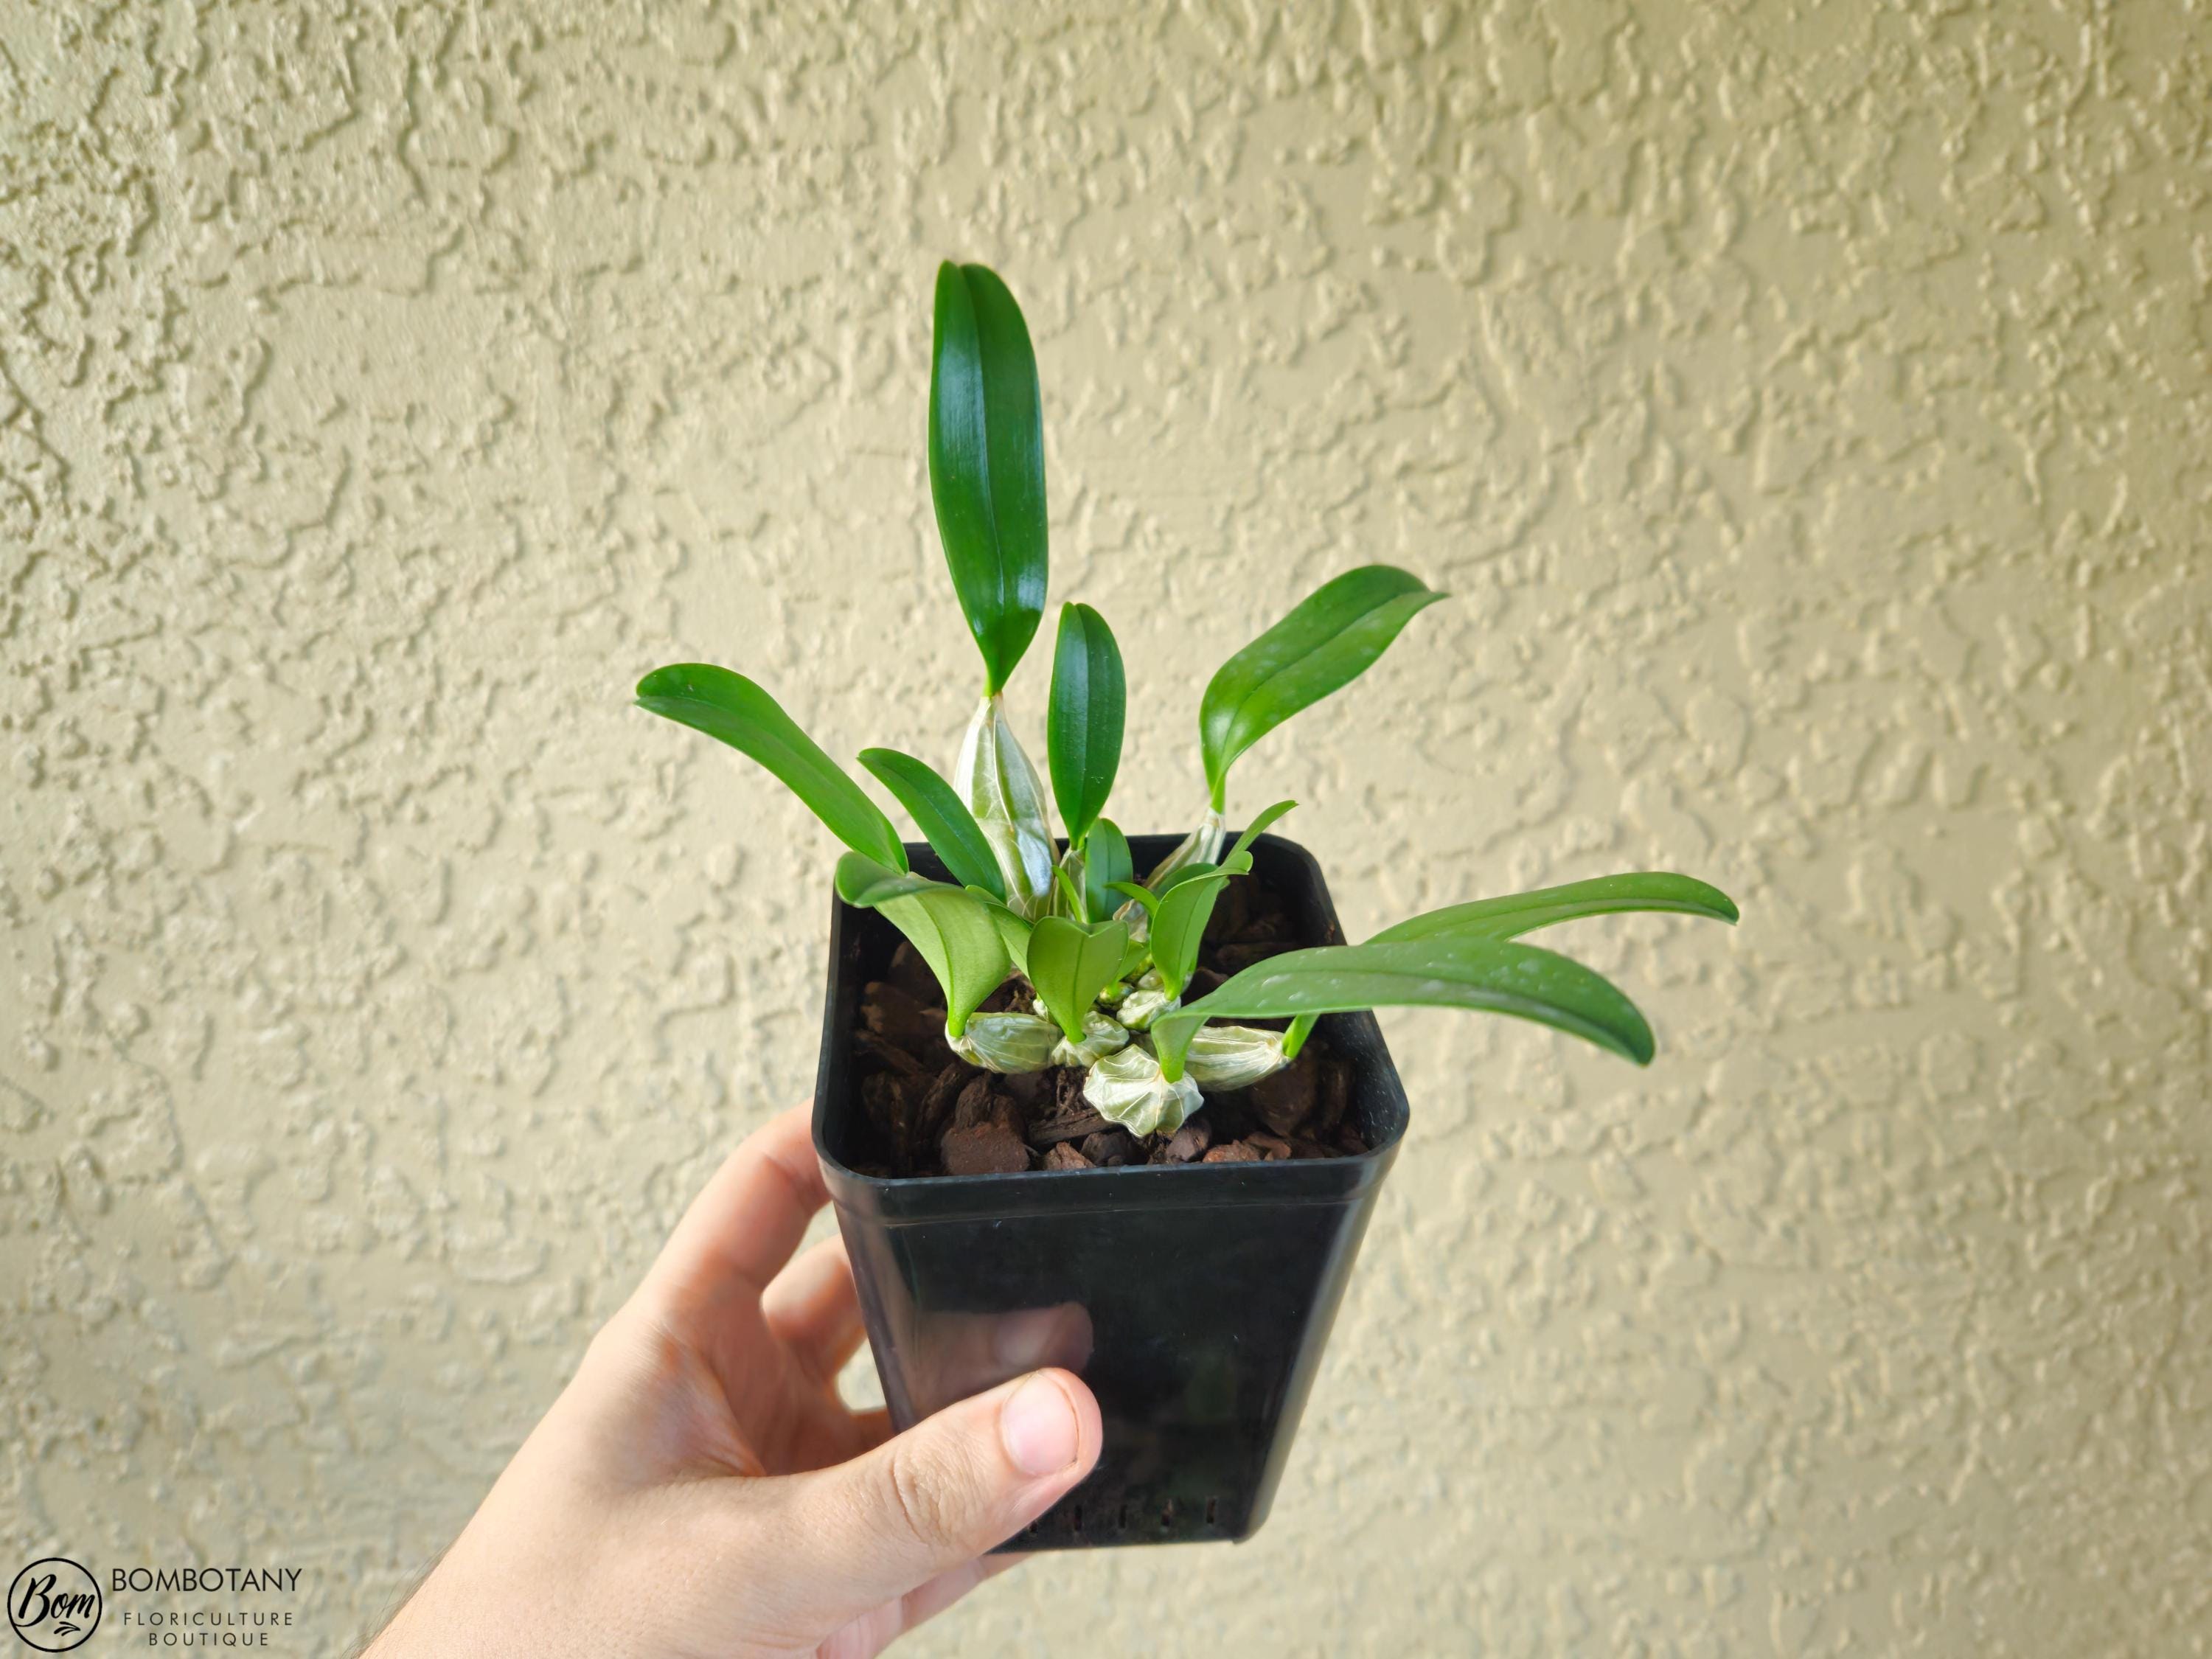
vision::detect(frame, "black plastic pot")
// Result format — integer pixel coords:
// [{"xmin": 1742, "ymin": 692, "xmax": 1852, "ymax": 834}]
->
[{"xmin": 812, "ymin": 833, "xmax": 1410, "ymax": 1549}]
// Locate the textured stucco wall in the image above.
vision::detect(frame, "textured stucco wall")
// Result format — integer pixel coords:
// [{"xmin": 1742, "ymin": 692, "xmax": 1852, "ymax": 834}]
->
[{"xmin": 4, "ymin": 1, "xmax": 2210, "ymax": 1653}]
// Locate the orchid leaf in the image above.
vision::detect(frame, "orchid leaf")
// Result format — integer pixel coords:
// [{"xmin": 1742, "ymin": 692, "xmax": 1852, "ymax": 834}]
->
[
  {"xmin": 1083, "ymin": 818, "xmax": 1133, "ymax": 923},
  {"xmin": 1053, "ymin": 861, "xmax": 1088, "ymax": 919},
  {"xmin": 1107, "ymin": 880, "xmax": 1161, "ymax": 920},
  {"xmin": 637, "ymin": 665, "xmax": 907, "ymax": 871},
  {"xmin": 835, "ymin": 853, "xmax": 1009, "ymax": 1037},
  {"xmin": 858, "ymin": 748, "xmax": 1005, "ymax": 900},
  {"xmin": 930, "ymin": 262, "xmax": 1046, "ymax": 692},
  {"xmin": 1151, "ymin": 871, "xmax": 1231, "ymax": 1000},
  {"xmin": 835, "ymin": 857, "xmax": 942, "ymax": 908},
  {"xmin": 1155, "ymin": 859, "xmax": 1223, "ymax": 895},
  {"xmin": 1199, "ymin": 567, "xmax": 1443, "ymax": 810},
  {"xmin": 1047, "ymin": 602, "xmax": 1125, "ymax": 848},
  {"xmin": 1027, "ymin": 917, "xmax": 1131, "ymax": 1043},
  {"xmin": 966, "ymin": 886, "xmax": 1034, "ymax": 976},
  {"xmin": 1226, "ymin": 799, "xmax": 1297, "ymax": 865},
  {"xmin": 1282, "ymin": 873, "xmax": 1739, "ymax": 1059},
  {"xmin": 1153, "ymin": 936, "xmax": 1654, "ymax": 1080},
  {"xmin": 1368, "ymin": 873, "xmax": 1741, "ymax": 943}
]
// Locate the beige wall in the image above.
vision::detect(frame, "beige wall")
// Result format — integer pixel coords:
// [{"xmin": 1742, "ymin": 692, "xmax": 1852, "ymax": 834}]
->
[{"xmin": 4, "ymin": 1, "xmax": 2209, "ymax": 1652}]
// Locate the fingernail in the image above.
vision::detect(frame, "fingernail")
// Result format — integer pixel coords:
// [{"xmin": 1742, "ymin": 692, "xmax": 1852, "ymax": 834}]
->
[{"xmin": 999, "ymin": 1372, "xmax": 1081, "ymax": 1478}]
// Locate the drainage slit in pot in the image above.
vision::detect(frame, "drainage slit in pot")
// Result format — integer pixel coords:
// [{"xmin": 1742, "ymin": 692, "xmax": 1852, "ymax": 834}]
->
[
  {"xmin": 1158, "ymin": 1499, "xmax": 1175, "ymax": 1531},
  {"xmin": 1116, "ymin": 1503, "xmax": 1131, "ymax": 1533},
  {"xmin": 1205, "ymin": 1496, "xmax": 1218, "ymax": 1526},
  {"xmin": 1069, "ymin": 1506, "xmax": 1082, "ymax": 1534}
]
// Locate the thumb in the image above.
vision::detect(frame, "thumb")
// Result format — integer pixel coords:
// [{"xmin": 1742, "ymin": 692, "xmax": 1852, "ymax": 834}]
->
[{"xmin": 770, "ymin": 1368, "xmax": 1100, "ymax": 1621}]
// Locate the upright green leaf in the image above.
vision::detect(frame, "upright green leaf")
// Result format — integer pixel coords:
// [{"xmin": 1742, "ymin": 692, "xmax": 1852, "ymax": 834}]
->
[
  {"xmin": 637, "ymin": 665, "xmax": 907, "ymax": 871},
  {"xmin": 858, "ymin": 748, "xmax": 1005, "ymax": 900},
  {"xmin": 835, "ymin": 853, "xmax": 1009, "ymax": 1037},
  {"xmin": 1199, "ymin": 566, "xmax": 1444, "ymax": 810},
  {"xmin": 929, "ymin": 262, "xmax": 1047, "ymax": 692},
  {"xmin": 1152, "ymin": 936, "xmax": 1655, "ymax": 1080},
  {"xmin": 1026, "ymin": 916, "xmax": 1131, "ymax": 1043},
  {"xmin": 1151, "ymin": 872, "xmax": 1232, "ymax": 1000},
  {"xmin": 1082, "ymin": 818, "xmax": 1133, "ymax": 923},
  {"xmin": 1051, "ymin": 860, "xmax": 1088, "ymax": 920},
  {"xmin": 1225, "ymin": 799, "xmax": 1297, "ymax": 865},
  {"xmin": 1047, "ymin": 602, "xmax": 1125, "ymax": 846},
  {"xmin": 1369, "ymin": 873, "xmax": 1741, "ymax": 943}
]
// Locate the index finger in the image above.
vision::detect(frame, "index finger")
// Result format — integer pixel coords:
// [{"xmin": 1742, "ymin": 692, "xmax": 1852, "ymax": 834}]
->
[{"xmin": 641, "ymin": 1104, "xmax": 827, "ymax": 1321}]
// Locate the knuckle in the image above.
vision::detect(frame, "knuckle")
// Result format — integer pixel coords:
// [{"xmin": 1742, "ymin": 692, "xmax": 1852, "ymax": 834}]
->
[{"xmin": 883, "ymin": 1437, "xmax": 970, "ymax": 1549}]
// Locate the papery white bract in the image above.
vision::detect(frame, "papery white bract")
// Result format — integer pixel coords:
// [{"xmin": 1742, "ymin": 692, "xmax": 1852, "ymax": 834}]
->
[
  {"xmin": 1083, "ymin": 1043, "xmax": 1203, "ymax": 1137},
  {"xmin": 957, "ymin": 694, "xmax": 1057, "ymax": 919}
]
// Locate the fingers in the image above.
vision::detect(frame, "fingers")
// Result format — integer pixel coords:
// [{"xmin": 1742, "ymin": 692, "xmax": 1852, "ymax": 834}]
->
[
  {"xmin": 762, "ymin": 1236, "xmax": 866, "ymax": 1383},
  {"xmin": 639, "ymin": 1105, "xmax": 825, "ymax": 1322},
  {"xmin": 757, "ymin": 1368, "xmax": 1099, "ymax": 1627}
]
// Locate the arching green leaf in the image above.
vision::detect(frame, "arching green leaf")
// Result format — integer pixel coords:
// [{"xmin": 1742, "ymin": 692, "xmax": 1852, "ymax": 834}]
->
[
  {"xmin": 1152, "ymin": 936, "xmax": 1654, "ymax": 1080},
  {"xmin": 637, "ymin": 664, "xmax": 906, "ymax": 871},
  {"xmin": 1281, "ymin": 872, "xmax": 1739, "ymax": 1057},
  {"xmin": 1225, "ymin": 799, "xmax": 1297, "ymax": 865},
  {"xmin": 835, "ymin": 854, "xmax": 1009, "ymax": 1037},
  {"xmin": 1369, "ymin": 872, "xmax": 1741, "ymax": 943},
  {"xmin": 858, "ymin": 748, "xmax": 1005, "ymax": 900},
  {"xmin": 1199, "ymin": 566, "xmax": 1442, "ymax": 810}
]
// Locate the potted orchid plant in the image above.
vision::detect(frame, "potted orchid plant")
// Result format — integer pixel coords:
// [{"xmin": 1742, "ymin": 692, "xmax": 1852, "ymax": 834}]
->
[{"xmin": 634, "ymin": 262, "xmax": 1738, "ymax": 1546}]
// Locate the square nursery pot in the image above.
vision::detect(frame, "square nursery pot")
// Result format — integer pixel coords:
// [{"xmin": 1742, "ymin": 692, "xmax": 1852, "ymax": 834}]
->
[{"xmin": 812, "ymin": 833, "xmax": 1410, "ymax": 1550}]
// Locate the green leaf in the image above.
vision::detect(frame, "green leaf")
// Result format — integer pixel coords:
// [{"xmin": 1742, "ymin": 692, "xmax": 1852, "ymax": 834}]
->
[
  {"xmin": 1152, "ymin": 936, "xmax": 1653, "ymax": 1080},
  {"xmin": 1225, "ymin": 799, "xmax": 1297, "ymax": 865},
  {"xmin": 1052, "ymin": 861, "xmax": 1088, "ymax": 919},
  {"xmin": 1083, "ymin": 818, "xmax": 1133, "ymax": 923},
  {"xmin": 1107, "ymin": 880, "xmax": 1161, "ymax": 920},
  {"xmin": 835, "ymin": 854, "xmax": 1009, "ymax": 1037},
  {"xmin": 962, "ymin": 886, "xmax": 1034, "ymax": 976},
  {"xmin": 858, "ymin": 748, "xmax": 1005, "ymax": 900},
  {"xmin": 1046, "ymin": 602, "xmax": 1125, "ymax": 846},
  {"xmin": 835, "ymin": 855, "xmax": 939, "ymax": 908},
  {"xmin": 929, "ymin": 262, "xmax": 1047, "ymax": 692},
  {"xmin": 1280, "ymin": 872, "xmax": 1739, "ymax": 1060},
  {"xmin": 1151, "ymin": 872, "xmax": 1231, "ymax": 1000},
  {"xmin": 965, "ymin": 886, "xmax": 1033, "ymax": 977},
  {"xmin": 1199, "ymin": 566, "xmax": 1444, "ymax": 810},
  {"xmin": 637, "ymin": 665, "xmax": 907, "ymax": 871},
  {"xmin": 1026, "ymin": 917, "xmax": 1131, "ymax": 1043},
  {"xmin": 1155, "ymin": 863, "xmax": 1210, "ymax": 894},
  {"xmin": 1369, "ymin": 872, "xmax": 1741, "ymax": 943}
]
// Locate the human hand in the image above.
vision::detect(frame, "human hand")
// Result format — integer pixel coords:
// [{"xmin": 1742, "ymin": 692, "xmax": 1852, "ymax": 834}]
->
[{"xmin": 364, "ymin": 1105, "xmax": 1102, "ymax": 1659}]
